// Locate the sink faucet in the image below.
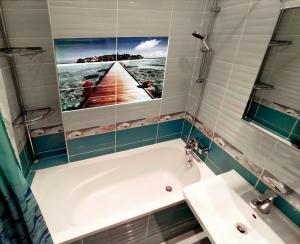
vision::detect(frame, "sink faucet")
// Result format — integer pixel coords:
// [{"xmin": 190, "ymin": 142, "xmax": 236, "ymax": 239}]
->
[
  {"xmin": 250, "ymin": 190, "xmax": 277, "ymax": 214},
  {"xmin": 185, "ymin": 137, "xmax": 209, "ymax": 167}
]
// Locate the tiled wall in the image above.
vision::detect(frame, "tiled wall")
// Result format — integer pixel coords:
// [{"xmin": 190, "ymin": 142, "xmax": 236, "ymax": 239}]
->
[
  {"xmin": 247, "ymin": 102, "xmax": 299, "ymax": 145},
  {"xmin": 186, "ymin": 0, "xmax": 300, "ymax": 197},
  {"xmin": 260, "ymin": 7, "xmax": 300, "ymax": 111},
  {"xmin": 0, "ymin": 0, "xmax": 66, "ymax": 165},
  {"xmin": 181, "ymin": 115, "xmax": 300, "ymax": 227},
  {"xmin": 46, "ymin": 0, "xmax": 210, "ymax": 162}
]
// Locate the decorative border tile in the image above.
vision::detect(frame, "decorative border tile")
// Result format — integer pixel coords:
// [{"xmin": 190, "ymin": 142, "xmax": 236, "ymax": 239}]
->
[
  {"xmin": 30, "ymin": 124, "xmax": 64, "ymax": 137},
  {"xmin": 66, "ymin": 112, "xmax": 185, "ymax": 140},
  {"xmin": 184, "ymin": 112, "xmax": 300, "ymax": 214}
]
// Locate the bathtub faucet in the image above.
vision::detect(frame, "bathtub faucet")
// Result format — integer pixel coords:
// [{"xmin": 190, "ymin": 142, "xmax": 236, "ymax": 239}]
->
[{"xmin": 185, "ymin": 137, "xmax": 209, "ymax": 166}]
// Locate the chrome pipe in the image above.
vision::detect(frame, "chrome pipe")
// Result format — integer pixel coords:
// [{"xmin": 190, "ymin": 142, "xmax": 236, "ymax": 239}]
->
[
  {"xmin": 187, "ymin": 0, "xmax": 220, "ymax": 142},
  {"xmin": 0, "ymin": 3, "xmax": 37, "ymax": 162}
]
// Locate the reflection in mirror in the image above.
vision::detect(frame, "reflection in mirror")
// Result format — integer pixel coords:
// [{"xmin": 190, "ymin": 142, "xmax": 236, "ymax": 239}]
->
[{"xmin": 242, "ymin": 7, "xmax": 300, "ymax": 150}]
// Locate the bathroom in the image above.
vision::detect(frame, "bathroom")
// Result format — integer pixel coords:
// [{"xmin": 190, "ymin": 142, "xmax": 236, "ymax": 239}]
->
[{"xmin": 0, "ymin": 0, "xmax": 299, "ymax": 243}]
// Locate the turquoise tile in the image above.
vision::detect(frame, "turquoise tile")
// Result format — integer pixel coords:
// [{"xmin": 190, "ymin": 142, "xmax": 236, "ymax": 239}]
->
[
  {"xmin": 31, "ymin": 154, "xmax": 68, "ymax": 170},
  {"xmin": 157, "ymin": 119, "xmax": 184, "ymax": 137},
  {"xmin": 208, "ymin": 142, "xmax": 258, "ymax": 187},
  {"xmin": 182, "ymin": 120, "xmax": 211, "ymax": 148},
  {"xmin": 256, "ymin": 180, "xmax": 300, "ymax": 227},
  {"xmin": 157, "ymin": 133, "xmax": 181, "ymax": 143},
  {"xmin": 116, "ymin": 124, "xmax": 157, "ymax": 146},
  {"xmin": 19, "ymin": 143, "xmax": 33, "ymax": 178},
  {"xmin": 274, "ymin": 196, "xmax": 300, "ymax": 227},
  {"xmin": 116, "ymin": 139, "xmax": 156, "ymax": 152},
  {"xmin": 205, "ymin": 158, "xmax": 221, "ymax": 175},
  {"xmin": 36, "ymin": 148, "xmax": 67, "ymax": 159},
  {"xmin": 26, "ymin": 171, "xmax": 35, "ymax": 186},
  {"xmin": 289, "ymin": 120, "xmax": 300, "ymax": 148},
  {"xmin": 32, "ymin": 132, "xmax": 66, "ymax": 155},
  {"xmin": 69, "ymin": 147, "xmax": 115, "ymax": 162},
  {"xmin": 67, "ymin": 131, "xmax": 115, "ymax": 155},
  {"xmin": 253, "ymin": 104, "xmax": 296, "ymax": 138},
  {"xmin": 247, "ymin": 102, "xmax": 259, "ymax": 117}
]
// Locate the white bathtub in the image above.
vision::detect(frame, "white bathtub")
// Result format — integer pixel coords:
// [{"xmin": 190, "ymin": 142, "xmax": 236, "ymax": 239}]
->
[{"xmin": 31, "ymin": 139, "xmax": 215, "ymax": 243}]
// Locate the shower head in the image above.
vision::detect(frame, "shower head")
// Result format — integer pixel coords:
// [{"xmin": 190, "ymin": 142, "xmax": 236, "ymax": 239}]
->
[
  {"xmin": 192, "ymin": 31, "xmax": 210, "ymax": 51},
  {"xmin": 192, "ymin": 31, "xmax": 205, "ymax": 40}
]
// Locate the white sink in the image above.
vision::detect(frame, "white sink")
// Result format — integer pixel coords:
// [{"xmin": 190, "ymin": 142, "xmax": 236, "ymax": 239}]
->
[{"xmin": 184, "ymin": 170, "xmax": 300, "ymax": 244}]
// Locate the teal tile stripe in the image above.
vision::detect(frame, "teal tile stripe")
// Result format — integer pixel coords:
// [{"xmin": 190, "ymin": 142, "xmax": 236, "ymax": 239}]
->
[
  {"xmin": 116, "ymin": 139, "xmax": 156, "ymax": 152},
  {"xmin": 116, "ymin": 124, "xmax": 158, "ymax": 146},
  {"xmin": 247, "ymin": 102, "xmax": 297, "ymax": 139},
  {"xmin": 69, "ymin": 148, "xmax": 115, "ymax": 162},
  {"xmin": 67, "ymin": 131, "xmax": 115, "ymax": 155},
  {"xmin": 19, "ymin": 142, "xmax": 33, "ymax": 178},
  {"xmin": 157, "ymin": 119, "xmax": 184, "ymax": 137},
  {"xmin": 32, "ymin": 154, "xmax": 68, "ymax": 170},
  {"xmin": 32, "ymin": 132, "xmax": 67, "ymax": 159},
  {"xmin": 67, "ymin": 119, "xmax": 185, "ymax": 162},
  {"xmin": 256, "ymin": 181, "xmax": 300, "ymax": 227},
  {"xmin": 182, "ymin": 118, "xmax": 300, "ymax": 227}
]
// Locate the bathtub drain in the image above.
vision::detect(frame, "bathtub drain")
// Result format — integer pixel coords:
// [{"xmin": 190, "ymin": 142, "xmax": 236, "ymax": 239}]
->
[{"xmin": 165, "ymin": 186, "xmax": 173, "ymax": 192}]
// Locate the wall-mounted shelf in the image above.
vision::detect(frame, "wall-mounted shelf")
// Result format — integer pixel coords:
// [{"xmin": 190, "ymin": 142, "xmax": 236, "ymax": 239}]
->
[
  {"xmin": 0, "ymin": 47, "xmax": 45, "ymax": 57},
  {"xmin": 13, "ymin": 107, "xmax": 52, "ymax": 127},
  {"xmin": 253, "ymin": 82, "xmax": 274, "ymax": 90},
  {"xmin": 268, "ymin": 40, "xmax": 292, "ymax": 47}
]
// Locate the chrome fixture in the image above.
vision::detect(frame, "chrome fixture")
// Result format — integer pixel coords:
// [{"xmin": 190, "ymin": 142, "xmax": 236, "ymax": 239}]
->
[
  {"xmin": 0, "ymin": 47, "xmax": 45, "ymax": 57},
  {"xmin": 185, "ymin": 137, "xmax": 209, "ymax": 167},
  {"xmin": 250, "ymin": 190, "xmax": 277, "ymax": 214},
  {"xmin": 186, "ymin": 0, "xmax": 221, "ymax": 143},
  {"xmin": 0, "ymin": 4, "xmax": 46, "ymax": 162},
  {"xmin": 268, "ymin": 40, "xmax": 292, "ymax": 47},
  {"xmin": 192, "ymin": 32, "xmax": 210, "ymax": 51}
]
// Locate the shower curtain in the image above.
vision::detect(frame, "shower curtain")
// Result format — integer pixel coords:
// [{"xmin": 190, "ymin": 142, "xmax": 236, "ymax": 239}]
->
[{"xmin": 0, "ymin": 113, "xmax": 53, "ymax": 244}]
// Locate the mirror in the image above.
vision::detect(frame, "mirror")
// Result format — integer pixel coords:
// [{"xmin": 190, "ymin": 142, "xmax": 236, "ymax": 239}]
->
[{"xmin": 242, "ymin": 7, "xmax": 300, "ymax": 151}]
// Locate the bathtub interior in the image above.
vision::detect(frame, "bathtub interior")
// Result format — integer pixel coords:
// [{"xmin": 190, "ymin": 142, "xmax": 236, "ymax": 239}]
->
[{"xmin": 31, "ymin": 139, "xmax": 214, "ymax": 243}]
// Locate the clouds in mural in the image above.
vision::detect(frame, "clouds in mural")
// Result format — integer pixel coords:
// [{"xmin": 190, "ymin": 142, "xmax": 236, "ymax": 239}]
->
[
  {"xmin": 135, "ymin": 39, "xmax": 161, "ymax": 51},
  {"xmin": 54, "ymin": 37, "xmax": 169, "ymax": 112}
]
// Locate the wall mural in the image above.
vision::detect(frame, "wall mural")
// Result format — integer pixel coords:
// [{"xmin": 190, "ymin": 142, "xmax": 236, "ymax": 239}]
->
[{"xmin": 54, "ymin": 37, "xmax": 169, "ymax": 111}]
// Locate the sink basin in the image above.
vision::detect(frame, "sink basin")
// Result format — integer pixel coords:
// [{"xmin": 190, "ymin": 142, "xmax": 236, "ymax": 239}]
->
[{"xmin": 184, "ymin": 170, "xmax": 300, "ymax": 244}]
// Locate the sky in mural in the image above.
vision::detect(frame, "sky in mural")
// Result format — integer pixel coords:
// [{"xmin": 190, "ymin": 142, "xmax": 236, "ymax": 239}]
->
[{"xmin": 54, "ymin": 37, "xmax": 169, "ymax": 111}]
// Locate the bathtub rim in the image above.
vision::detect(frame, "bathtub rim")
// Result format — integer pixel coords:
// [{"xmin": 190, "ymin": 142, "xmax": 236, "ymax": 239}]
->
[{"xmin": 31, "ymin": 139, "xmax": 215, "ymax": 243}]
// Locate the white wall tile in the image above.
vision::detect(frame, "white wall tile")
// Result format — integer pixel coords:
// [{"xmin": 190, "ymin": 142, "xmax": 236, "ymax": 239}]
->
[
  {"xmin": 117, "ymin": 10, "xmax": 171, "ymax": 37},
  {"xmin": 173, "ymin": 0, "xmax": 207, "ymax": 12},
  {"xmin": 116, "ymin": 100, "xmax": 161, "ymax": 123},
  {"xmin": 170, "ymin": 11, "xmax": 205, "ymax": 36},
  {"xmin": 49, "ymin": 7, "xmax": 117, "ymax": 38},
  {"xmin": 118, "ymin": 0, "xmax": 172, "ymax": 11},
  {"xmin": 62, "ymin": 105, "xmax": 115, "ymax": 131},
  {"xmin": 48, "ymin": 0, "xmax": 117, "ymax": 9},
  {"xmin": 161, "ymin": 95, "xmax": 187, "ymax": 115},
  {"xmin": 3, "ymin": 9, "xmax": 51, "ymax": 38},
  {"xmin": 21, "ymin": 85, "xmax": 60, "ymax": 110},
  {"xmin": 15, "ymin": 63, "xmax": 57, "ymax": 89}
]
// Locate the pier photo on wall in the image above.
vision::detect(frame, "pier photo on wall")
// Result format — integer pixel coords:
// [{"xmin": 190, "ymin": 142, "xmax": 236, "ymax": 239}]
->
[{"xmin": 54, "ymin": 37, "xmax": 169, "ymax": 111}]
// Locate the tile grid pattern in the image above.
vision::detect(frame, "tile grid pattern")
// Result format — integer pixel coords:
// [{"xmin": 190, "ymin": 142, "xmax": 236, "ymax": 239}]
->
[
  {"xmin": 181, "ymin": 114, "xmax": 300, "ymax": 227},
  {"xmin": 184, "ymin": 0, "xmax": 300, "ymax": 225},
  {"xmin": 45, "ymin": 0, "xmax": 211, "ymax": 162}
]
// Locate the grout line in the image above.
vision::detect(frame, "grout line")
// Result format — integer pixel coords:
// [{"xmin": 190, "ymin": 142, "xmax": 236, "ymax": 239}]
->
[
  {"xmin": 204, "ymin": 2, "xmax": 254, "ymax": 164},
  {"xmin": 45, "ymin": 0, "xmax": 71, "ymax": 164},
  {"xmin": 155, "ymin": 0, "xmax": 175, "ymax": 144},
  {"xmin": 114, "ymin": 0, "xmax": 119, "ymax": 153}
]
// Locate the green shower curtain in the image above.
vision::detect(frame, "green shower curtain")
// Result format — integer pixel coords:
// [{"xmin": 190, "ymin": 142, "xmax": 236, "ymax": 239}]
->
[{"xmin": 0, "ymin": 113, "xmax": 53, "ymax": 244}]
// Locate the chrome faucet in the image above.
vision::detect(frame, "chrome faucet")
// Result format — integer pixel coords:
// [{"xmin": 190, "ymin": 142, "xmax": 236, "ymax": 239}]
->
[
  {"xmin": 250, "ymin": 190, "xmax": 277, "ymax": 214},
  {"xmin": 185, "ymin": 137, "xmax": 209, "ymax": 167}
]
